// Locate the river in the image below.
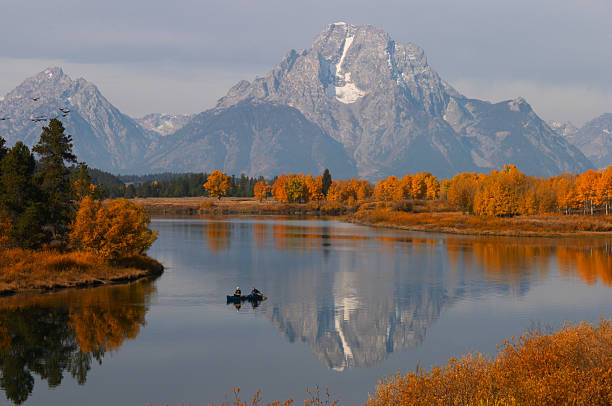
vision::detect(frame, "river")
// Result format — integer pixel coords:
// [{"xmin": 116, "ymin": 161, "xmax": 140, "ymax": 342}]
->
[{"xmin": 1, "ymin": 217, "xmax": 610, "ymax": 405}]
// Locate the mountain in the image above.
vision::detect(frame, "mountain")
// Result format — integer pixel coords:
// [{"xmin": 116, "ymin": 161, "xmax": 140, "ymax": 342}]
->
[
  {"xmin": 560, "ymin": 114, "xmax": 612, "ymax": 169},
  {"xmin": 153, "ymin": 22, "xmax": 592, "ymax": 179},
  {"xmin": 0, "ymin": 24, "xmax": 595, "ymax": 179},
  {"xmin": 0, "ymin": 67, "xmax": 156, "ymax": 173},
  {"xmin": 146, "ymin": 101, "xmax": 357, "ymax": 178},
  {"xmin": 135, "ymin": 113, "xmax": 193, "ymax": 136}
]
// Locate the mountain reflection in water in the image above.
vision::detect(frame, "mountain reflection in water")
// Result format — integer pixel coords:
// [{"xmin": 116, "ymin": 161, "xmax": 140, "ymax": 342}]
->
[
  {"xmin": 198, "ymin": 219, "xmax": 612, "ymax": 370},
  {"xmin": 0, "ymin": 280, "xmax": 156, "ymax": 405}
]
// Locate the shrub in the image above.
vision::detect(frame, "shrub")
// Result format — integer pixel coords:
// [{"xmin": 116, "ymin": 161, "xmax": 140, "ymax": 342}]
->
[
  {"xmin": 70, "ymin": 197, "xmax": 158, "ymax": 260},
  {"xmin": 367, "ymin": 319, "xmax": 612, "ymax": 406}
]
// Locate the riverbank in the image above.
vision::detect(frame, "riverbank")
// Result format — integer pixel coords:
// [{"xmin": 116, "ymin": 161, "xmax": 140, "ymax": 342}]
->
[
  {"xmin": 348, "ymin": 208, "xmax": 612, "ymax": 237},
  {"xmin": 133, "ymin": 197, "xmax": 612, "ymax": 237},
  {"xmin": 0, "ymin": 248, "xmax": 163, "ymax": 296},
  {"xmin": 131, "ymin": 196, "xmax": 348, "ymax": 215}
]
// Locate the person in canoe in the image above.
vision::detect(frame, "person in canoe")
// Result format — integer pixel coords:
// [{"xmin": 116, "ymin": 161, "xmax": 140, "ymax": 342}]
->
[
  {"xmin": 250, "ymin": 287, "xmax": 262, "ymax": 298},
  {"xmin": 234, "ymin": 286, "xmax": 242, "ymax": 297}
]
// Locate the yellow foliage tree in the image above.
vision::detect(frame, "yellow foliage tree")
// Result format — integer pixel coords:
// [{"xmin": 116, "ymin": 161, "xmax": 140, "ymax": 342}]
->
[
  {"xmin": 576, "ymin": 170, "xmax": 601, "ymax": 215},
  {"xmin": 203, "ymin": 170, "xmax": 232, "ymax": 199},
  {"xmin": 70, "ymin": 196, "xmax": 158, "ymax": 260},
  {"xmin": 253, "ymin": 180, "xmax": 271, "ymax": 202},
  {"xmin": 597, "ymin": 166, "xmax": 612, "ymax": 215},
  {"xmin": 447, "ymin": 172, "xmax": 479, "ymax": 213},
  {"xmin": 286, "ymin": 173, "xmax": 307, "ymax": 203}
]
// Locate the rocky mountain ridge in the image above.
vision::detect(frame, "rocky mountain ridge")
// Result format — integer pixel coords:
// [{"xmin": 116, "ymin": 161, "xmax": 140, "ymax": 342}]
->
[
  {"xmin": 549, "ymin": 114, "xmax": 612, "ymax": 169},
  {"xmin": 0, "ymin": 23, "xmax": 602, "ymax": 178},
  {"xmin": 181, "ymin": 22, "xmax": 592, "ymax": 179},
  {"xmin": 0, "ymin": 67, "xmax": 156, "ymax": 172}
]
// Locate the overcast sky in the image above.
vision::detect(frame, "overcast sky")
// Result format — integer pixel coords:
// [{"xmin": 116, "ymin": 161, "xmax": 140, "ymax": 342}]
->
[{"xmin": 1, "ymin": 0, "xmax": 610, "ymax": 125}]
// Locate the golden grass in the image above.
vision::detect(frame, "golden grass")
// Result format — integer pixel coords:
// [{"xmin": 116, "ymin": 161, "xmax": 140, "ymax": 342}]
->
[
  {"xmin": 350, "ymin": 208, "xmax": 612, "ymax": 237},
  {"xmin": 367, "ymin": 319, "xmax": 612, "ymax": 406},
  {"xmin": 131, "ymin": 197, "xmax": 351, "ymax": 216},
  {"xmin": 0, "ymin": 248, "xmax": 163, "ymax": 295}
]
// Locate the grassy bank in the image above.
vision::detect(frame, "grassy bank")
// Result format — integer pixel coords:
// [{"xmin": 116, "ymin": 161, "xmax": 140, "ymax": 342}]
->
[
  {"xmin": 131, "ymin": 197, "xmax": 349, "ymax": 216},
  {"xmin": 0, "ymin": 248, "xmax": 163, "ymax": 296},
  {"xmin": 349, "ymin": 208, "xmax": 612, "ymax": 237},
  {"xmin": 133, "ymin": 197, "xmax": 612, "ymax": 237}
]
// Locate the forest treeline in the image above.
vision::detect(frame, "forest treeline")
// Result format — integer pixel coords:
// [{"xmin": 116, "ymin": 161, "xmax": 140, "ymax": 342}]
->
[
  {"xmin": 198, "ymin": 165, "xmax": 612, "ymax": 217},
  {"xmin": 89, "ymin": 163, "xmax": 612, "ymax": 217},
  {"xmin": 91, "ymin": 169, "xmax": 263, "ymax": 199}
]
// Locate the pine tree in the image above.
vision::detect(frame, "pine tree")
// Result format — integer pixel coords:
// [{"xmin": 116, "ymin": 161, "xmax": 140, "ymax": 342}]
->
[
  {"xmin": 0, "ymin": 142, "xmax": 37, "ymax": 216},
  {"xmin": 322, "ymin": 169, "xmax": 332, "ymax": 197},
  {"xmin": 32, "ymin": 119, "xmax": 77, "ymax": 238},
  {"xmin": 0, "ymin": 142, "xmax": 44, "ymax": 247}
]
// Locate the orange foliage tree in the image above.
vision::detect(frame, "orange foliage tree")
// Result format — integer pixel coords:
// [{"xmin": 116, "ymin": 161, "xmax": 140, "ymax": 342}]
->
[
  {"xmin": 272, "ymin": 174, "xmax": 289, "ymax": 202},
  {"xmin": 576, "ymin": 170, "xmax": 601, "ymax": 215},
  {"xmin": 597, "ymin": 166, "xmax": 612, "ymax": 215},
  {"xmin": 203, "ymin": 170, "xmax": 232, "ymax": 199},
  {"xmin": 70, "ymin": 196, "xmax": 158, "ymax": 260},
  {"xmin": 305, "ymin": 175, "xmax": 324, "ymax": 201},
  {"xmin": 253, "ymin": 180, "xmax": 271, "ymax": 201}
]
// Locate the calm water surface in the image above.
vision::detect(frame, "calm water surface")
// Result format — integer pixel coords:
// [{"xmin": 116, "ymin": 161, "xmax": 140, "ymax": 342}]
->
[{"xmin": 2, "ymin": 217, "xmax": 611, "ymax": 405}]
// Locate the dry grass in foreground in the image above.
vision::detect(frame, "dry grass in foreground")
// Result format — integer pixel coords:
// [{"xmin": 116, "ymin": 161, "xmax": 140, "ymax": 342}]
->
[
  {"xmin": 0, "ymin": 248, "xmax": 163, "ymax": 295},
  {"xmin": 350, "ymin": 208, "xmax": 612, "ymax": 237},
  {"xmin": 367, "ymin": 319, "xmax": 612, "ymax": 406}
]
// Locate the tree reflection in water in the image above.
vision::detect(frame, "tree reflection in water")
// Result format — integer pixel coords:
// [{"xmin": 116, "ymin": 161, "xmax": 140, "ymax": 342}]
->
[{"xmin": 0, "ymin": 280, "xmax": 156, "ymax": 405}]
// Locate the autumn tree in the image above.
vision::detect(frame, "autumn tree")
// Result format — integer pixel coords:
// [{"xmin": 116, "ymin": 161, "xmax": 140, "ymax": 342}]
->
[
  {"xmin": 203, "ymin": 170, "xmax": 231, "ymax": 199},
  {"xmin": 286, "ymin": 173, "xmax": 307, "ymax": 203},
  {"xmin": 447, "ymin": 172, "xmax": 479, "ymax": 213},
  {"xmin": 576, "ymin": 170, "xmax": 600, "ymax": 215},
  {"xmin": 305, "ymin": 175, "xmax": 324, "ymax": 201},
  {"xmin": 272, "ymin": 174, "xmax": 289, "ymax": 202},
  {"xmin": 253, "ymin": 180, "xmax": 271, "ymax": 201},
  {"xmin": 70, "ymin": 196, "xmax": 158, "ymax": 260},
  {"xmin": 597, "ymin": 166, "xmax": 612, "ymax": 215}
]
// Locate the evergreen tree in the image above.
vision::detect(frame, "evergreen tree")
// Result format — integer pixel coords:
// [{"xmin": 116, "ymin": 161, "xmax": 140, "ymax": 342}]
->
[
  {"xmin": 322, "ymin": 168, "xmax": 332, "ymax": 197},
  {"xmin": 0, "ymin": 142, "xmax": 44, "ymax": 248},
  {"xmin": 0, "ymin": 142, "xmax": 37, "ymax": 216},
  {"xmin": 0, "ymin": 137, "xmax": 8, "ymax": 164},
  {"xmin": 32, "ymin": 119, "xmax": 77, "ymax": 238}
]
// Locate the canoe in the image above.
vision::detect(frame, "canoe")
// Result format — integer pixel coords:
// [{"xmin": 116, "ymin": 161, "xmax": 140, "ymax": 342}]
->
[{"xmin": 226, "ymin": 294, "xmax": 266, "ymax": 303}]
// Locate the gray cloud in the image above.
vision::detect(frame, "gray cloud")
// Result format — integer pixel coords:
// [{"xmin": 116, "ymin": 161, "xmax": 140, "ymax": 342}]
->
[{"xmin": 1, "ymin": 0, "xmax": 610, "ymax": 124}]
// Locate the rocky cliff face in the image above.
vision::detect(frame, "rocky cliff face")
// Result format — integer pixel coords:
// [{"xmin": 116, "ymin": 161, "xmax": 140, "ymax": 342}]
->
[
  {"xmin": 0, "ymin": 67, "xmax": 156, "ymax": 172},
  {"xmin": 135, "ymin": 113, "xmax": 193, "ymax": 136},
  {"xmin": 564, "ymin": 114, "xmax": 612, "ymax": 169},
  {"xmin": 202, "ymin": 22, "xmax": 592, "ymax": 179}
]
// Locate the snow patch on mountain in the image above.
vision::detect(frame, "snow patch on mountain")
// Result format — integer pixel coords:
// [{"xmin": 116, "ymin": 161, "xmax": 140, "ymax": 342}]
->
[
  {"xmin": 330, "ymin": 30, "xmax": 366, "ymax": 104},
  {"xmin": 136, "ymin": 113, "xmax": 193, "ymax": 136}
]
